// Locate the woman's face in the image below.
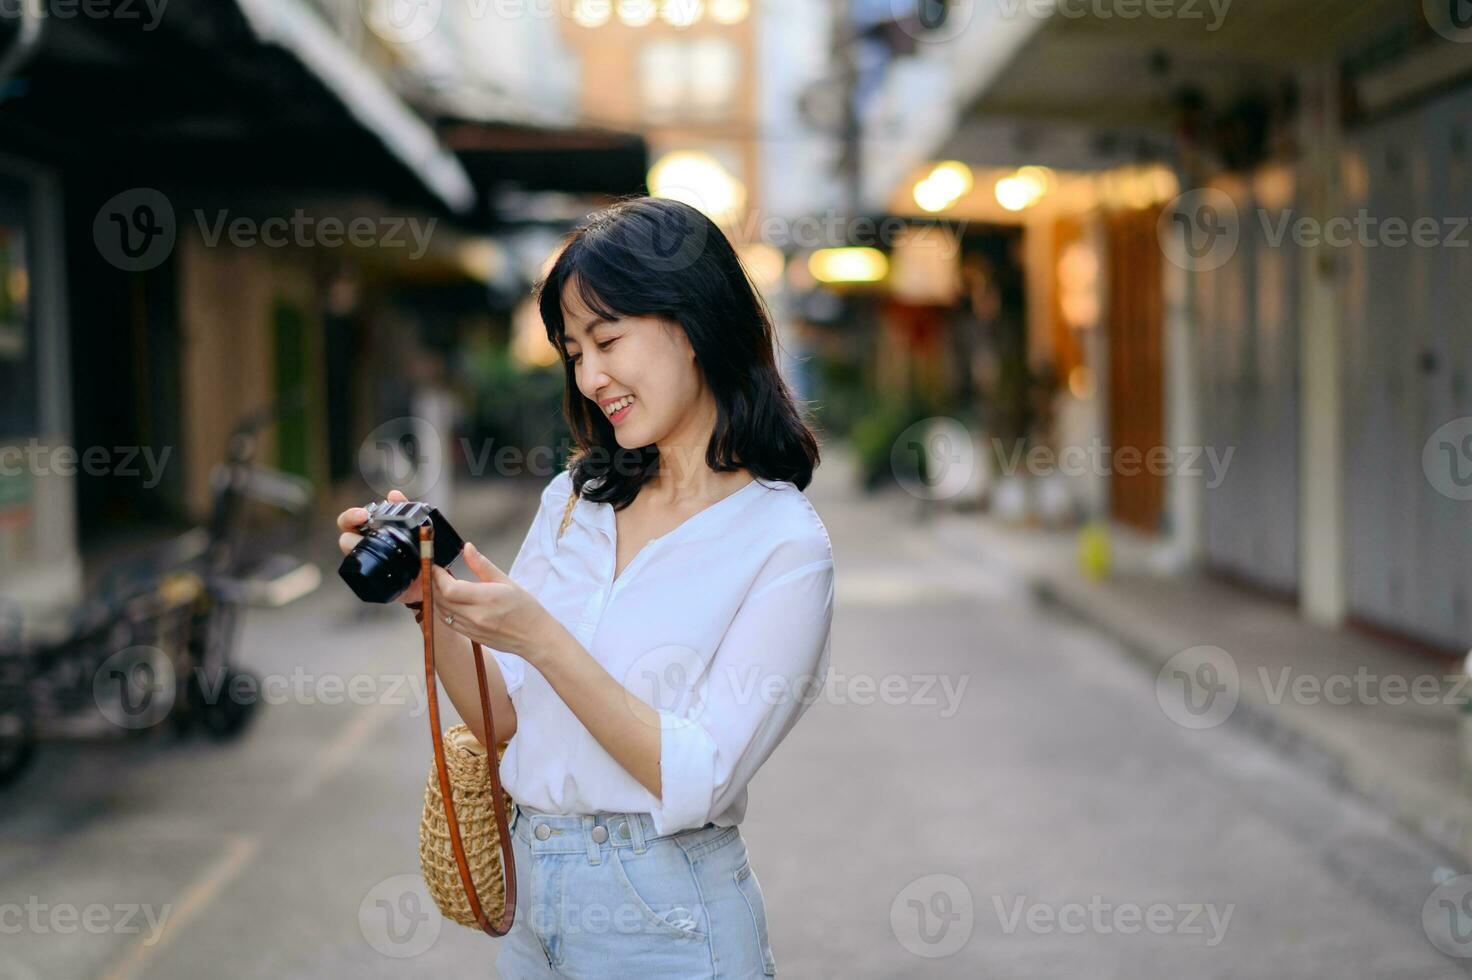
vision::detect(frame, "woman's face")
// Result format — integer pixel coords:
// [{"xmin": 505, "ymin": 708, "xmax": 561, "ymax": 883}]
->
[{"xmin": 561, "ymin": 281, "xmax": 704, "ymax": 450}]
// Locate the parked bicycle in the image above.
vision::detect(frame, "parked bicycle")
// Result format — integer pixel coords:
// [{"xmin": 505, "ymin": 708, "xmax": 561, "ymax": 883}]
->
[{"xmin": 0, "ymin": 400, "xmax": 321, "ymax": 787}]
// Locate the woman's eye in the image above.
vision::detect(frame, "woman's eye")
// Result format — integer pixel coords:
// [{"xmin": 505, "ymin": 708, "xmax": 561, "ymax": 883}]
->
[{"xmin": 598, "ymin": 339, "xmax": 616, "ymax": 351}]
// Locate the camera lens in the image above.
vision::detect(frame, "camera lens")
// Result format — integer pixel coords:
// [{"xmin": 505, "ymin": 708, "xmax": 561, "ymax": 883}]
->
[{"xmin": 338, "ymin": 524, "xmax": 420, "ymax": 603}]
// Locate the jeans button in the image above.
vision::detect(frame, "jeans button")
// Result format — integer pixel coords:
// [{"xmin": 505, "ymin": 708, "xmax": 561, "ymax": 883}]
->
[
  {"xmin": 617, "ymin": 821, "xmax": 630, "ymax": 839},
  {"xmin": 591, "ymin": 825, "xmax": 609, "ymax": 844},
  {"xmin": 534, "ymin": 823, "xmax": 551, "ymax": 841}
]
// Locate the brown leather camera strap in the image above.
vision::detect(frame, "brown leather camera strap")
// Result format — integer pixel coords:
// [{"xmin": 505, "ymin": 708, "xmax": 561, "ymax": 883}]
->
[{"xmin": 418, "ymin": 524, "xmax": 516, "ymax": 936}]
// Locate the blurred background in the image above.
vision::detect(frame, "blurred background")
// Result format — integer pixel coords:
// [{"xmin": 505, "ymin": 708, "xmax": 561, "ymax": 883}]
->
[{"xmin": 3, "ymin": 0, "xmax": 1472, "ymax": 976}]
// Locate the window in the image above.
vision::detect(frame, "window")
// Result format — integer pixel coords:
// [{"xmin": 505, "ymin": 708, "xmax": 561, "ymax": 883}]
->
[{"xmin": 638, "ymin": 38, "xmax": 739, "ymax": 123}]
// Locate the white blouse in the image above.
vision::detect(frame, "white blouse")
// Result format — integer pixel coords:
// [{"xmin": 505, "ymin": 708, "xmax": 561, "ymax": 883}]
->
[{"xmin": 486, "ymin": 468, "xmax": 835, "ymax": 836}]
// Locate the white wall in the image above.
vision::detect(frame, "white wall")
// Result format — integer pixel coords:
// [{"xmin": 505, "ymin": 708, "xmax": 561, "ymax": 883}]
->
[{"xmin": 756, "ymin": 0, "xmax": 839, "ymax": 220}]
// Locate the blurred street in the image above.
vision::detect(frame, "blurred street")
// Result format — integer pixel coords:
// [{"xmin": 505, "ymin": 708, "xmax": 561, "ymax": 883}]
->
[
  {"xmin": 1, "ymin": 445, "xmax": 1464, "ymax": 980},
  {"xmin": 4, "ymin": 1, "xmax": 1472, "ymax": 976}
]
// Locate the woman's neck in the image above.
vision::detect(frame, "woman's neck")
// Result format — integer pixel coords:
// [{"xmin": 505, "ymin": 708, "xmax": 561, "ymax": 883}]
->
[{"xmin": 648, "ymin": 393, "xmax": 743, "ymax": 503}]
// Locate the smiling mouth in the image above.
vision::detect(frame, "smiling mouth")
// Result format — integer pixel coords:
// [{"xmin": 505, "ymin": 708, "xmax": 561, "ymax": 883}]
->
[{"xmin": 603, "ymin": 395, "xmax": 635, "ymax": 422}]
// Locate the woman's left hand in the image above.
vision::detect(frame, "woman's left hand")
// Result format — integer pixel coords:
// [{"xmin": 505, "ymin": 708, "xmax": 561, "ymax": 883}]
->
[{"xmin": 431, "ymin": 542, "xmax": 555, "ymax": 661}]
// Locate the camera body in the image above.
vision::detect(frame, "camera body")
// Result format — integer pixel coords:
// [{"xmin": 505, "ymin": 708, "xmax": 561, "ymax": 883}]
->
[{"xmin": 338, "ymin": 500, "xmax": 466, "ymax": 603}]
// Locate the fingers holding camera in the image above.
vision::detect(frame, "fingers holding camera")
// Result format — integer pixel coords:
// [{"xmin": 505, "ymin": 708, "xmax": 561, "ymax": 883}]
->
[
  {"xmin": 335, "ymin": 490, "xmax": 406, "ymax": 551},
  {"xmin": 336, "ymin": 494, "xmax": 423, "ymax": 603},
  {"xmin": 336, "ymin": 506, "xmax": 369, "ymax": 556}
]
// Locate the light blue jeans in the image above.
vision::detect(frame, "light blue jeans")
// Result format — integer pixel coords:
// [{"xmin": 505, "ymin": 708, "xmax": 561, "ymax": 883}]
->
[{"xmin": 495, "ymin": 802, "xmax": 778, "ymax": 978}]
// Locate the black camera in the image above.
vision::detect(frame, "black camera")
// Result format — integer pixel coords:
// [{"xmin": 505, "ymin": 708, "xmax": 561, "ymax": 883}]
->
[{"xmin": 338, "ymin": 500, "xmax": 466, "ymax": 603}]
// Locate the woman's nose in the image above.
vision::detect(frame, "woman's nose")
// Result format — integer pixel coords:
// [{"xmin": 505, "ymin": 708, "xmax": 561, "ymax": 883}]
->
[{"xmin": 578, "ymin": 359, "xmax": 612, "ymax": 397}]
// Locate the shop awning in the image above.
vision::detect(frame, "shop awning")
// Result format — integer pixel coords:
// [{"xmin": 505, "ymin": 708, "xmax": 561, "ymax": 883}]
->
[
  {"xmin": 866, "ymin": 0, "xmax": 1415, "ymax": 197},
  {"xmin": 0, "ymin": 0, "xmax": 474, "ymax": 215},
  {"xmin": 232, "ymin": 0, "xmax": 474, "ymax": 214}
]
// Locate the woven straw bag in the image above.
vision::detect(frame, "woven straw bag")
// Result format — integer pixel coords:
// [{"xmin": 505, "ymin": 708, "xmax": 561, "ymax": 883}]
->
[
  {"xmin": 417, "ymin": 484, "xmax": 581, "ymax": 933},
  {"xmin": 419, "ymin": 728, "xmax": 514, "ymax": 929}
]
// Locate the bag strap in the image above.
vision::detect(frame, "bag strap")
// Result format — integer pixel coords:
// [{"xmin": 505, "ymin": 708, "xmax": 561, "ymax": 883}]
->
[
  {"xmin": 418, "ymin": 524, "xmax": 516, "ymax": 937},
  {"xmin": 413, "ymin": 480, "xmax": 579, "ymax": 936}
]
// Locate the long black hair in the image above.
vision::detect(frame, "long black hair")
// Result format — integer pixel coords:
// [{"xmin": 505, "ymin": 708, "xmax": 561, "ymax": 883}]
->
[{"xmin": 535, "ymin": 196, "xmax": 821, "ymax": 510}]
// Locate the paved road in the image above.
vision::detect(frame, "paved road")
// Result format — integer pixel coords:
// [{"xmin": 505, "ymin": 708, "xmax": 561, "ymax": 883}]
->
[{"xmin": 1, "ymin": 459, "xmax": 1468, "ymax": 978}]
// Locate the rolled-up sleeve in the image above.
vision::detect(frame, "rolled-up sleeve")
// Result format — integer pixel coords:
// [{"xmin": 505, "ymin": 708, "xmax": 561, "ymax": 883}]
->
[{"xmin": 646, "ymin": 554, "xmax": 835, "ymax": 835}]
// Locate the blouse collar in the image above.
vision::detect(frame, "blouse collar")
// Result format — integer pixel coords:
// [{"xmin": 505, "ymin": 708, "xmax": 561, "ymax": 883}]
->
[{"xmin": 579, "ymin": 477, "xmax": 776, "ymax": 546}]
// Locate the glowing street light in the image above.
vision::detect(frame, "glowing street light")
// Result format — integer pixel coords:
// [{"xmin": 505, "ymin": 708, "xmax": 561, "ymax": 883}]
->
[
  {"xmin": 808, "ymin": 247, "xmax": 888, "ymax": 284},
  {"xmin": 912, "ymin": 160, "xmax": 974, "ymax": 213},
  {"xmin": 994, "ymin": 167, "xmax": 1050, "ymax": 212},
  {"xmin": 648, "ymin": 150, "xmax": 748, "ymax": 225}
]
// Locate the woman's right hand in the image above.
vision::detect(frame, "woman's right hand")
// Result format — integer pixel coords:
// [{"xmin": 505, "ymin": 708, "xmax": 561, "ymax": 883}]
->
[{"xmin": 336, "ymin": 489, "xmax": 423, "ymax": 605}]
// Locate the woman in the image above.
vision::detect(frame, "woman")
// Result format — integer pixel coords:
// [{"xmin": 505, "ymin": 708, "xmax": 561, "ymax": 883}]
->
[{"xmin": 337, "ymin": 197, "xmax": 834, "ymax": 977}]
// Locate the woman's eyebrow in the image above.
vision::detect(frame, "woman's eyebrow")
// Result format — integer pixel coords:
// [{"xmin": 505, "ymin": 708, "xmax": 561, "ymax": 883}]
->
[{"xmin": 566, "ymin": 316, "xmax": 615, "ymax": 341}]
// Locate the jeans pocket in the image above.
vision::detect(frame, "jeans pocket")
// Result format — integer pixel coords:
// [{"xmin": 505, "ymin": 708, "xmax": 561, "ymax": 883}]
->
[
  {"xmin": 733, "ymin": 859, "xmax": 777, "ymax": 976},
  {"xmin": 609, "ymin": 847, "xmax": 710, "ymax": 943}
]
